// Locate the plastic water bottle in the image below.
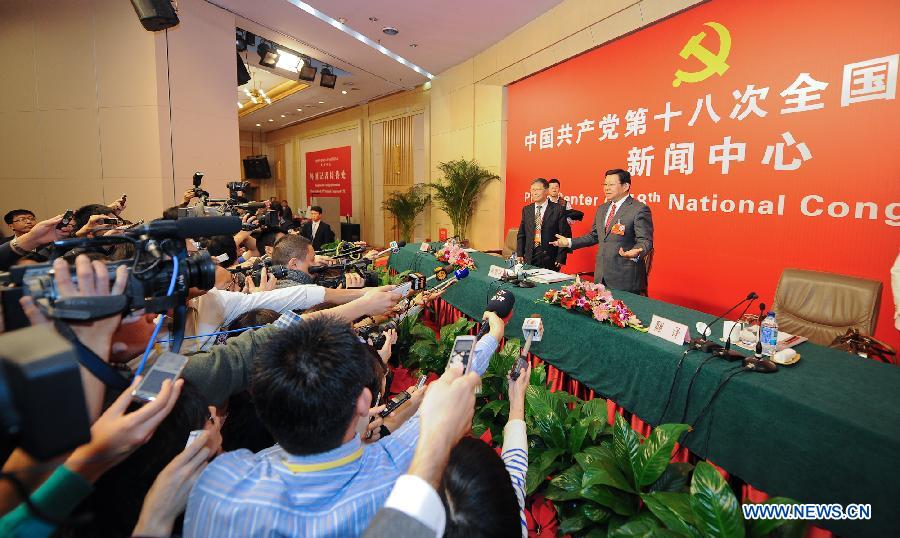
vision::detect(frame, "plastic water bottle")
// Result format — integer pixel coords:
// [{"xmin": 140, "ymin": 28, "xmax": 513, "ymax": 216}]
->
[
  {"xmin": 507, "ymin": 253, "xmax": 517, "ymax": 269},
  {"xmin": 760, "ymin": 312, "xmax": 778, "ymax": 356}
]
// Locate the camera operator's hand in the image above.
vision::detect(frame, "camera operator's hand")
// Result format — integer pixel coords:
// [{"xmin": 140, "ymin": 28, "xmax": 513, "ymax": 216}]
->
[
  {"xmin": 244, "ymin": 266, "xmax": 277, "ymax": 293},
  {"xmin": 109, "ymin": 195, "xmax": 127, "ymax": 216},
  {"xmin": 413, "ymin": 287, "xmax": 446, "ymax": 307},
  {"xmin": 344, "ymin": 272, "xmax": 365, "ymax": 289},
  {"xmin": 408, "ymin": 365, "xmax": 480, "ymax": 488},
  {"xmin": 76, "ymin": 214, "xmax": 114, "ymax": 238},
  {"xmin": 14, "ymin": 214, "xmax": 73, "ymax": 251},
  {"xmin": 65, "ymin": 376, "xmax": 183, "ymax": 483},
  {"xmin": 359, "ymin": 288, "xmax": 402, "ymax": 317},
  {"xmin": 181, "ymin": 188, "xmax": 196, "ymax": 207},
  {"xmin": 383, "ymin": 384, "xmax": 425, "ymax": 433},
  {"xmin": 133, "ymin": 431, "xmax": 210, "ymax": 538},
  {"xmin": 508, "ymin": 363, "xmax": 530, "ymax": 422},
  {"xmin": 363, "ymin": 404, "xmax": 388, "ymax": 444},
  {"xmin": 376, "ymin": 328, "xmax": 398, "ymax": 363}
]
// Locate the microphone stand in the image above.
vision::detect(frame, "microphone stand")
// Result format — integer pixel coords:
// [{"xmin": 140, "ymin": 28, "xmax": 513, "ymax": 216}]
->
[
  {"xmin": 714, "ymin": 297, "xmax": 757, "ymax": 361},
  {"xmin": 687, "ymin": 292, "xmax": 757, "ymax": 353}
]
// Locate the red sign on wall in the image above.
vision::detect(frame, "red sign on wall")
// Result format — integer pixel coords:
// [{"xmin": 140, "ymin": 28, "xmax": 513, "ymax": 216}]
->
[
  {"xmin": 306, "ymin": 146, "xmax": 352, "ymax": 216},
  {"xmin": 506, "ymin": 0, "xmax": 900, "ymax": 345}
]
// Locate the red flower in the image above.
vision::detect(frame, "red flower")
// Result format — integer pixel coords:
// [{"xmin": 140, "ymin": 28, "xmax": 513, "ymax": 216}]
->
[
  {"xmin": 526, "ymin": 494, "xmax": 559, "ymax": 537},
  {"xmin": 560, "ymin": 296, "xmax": 576, "ymax": 309}
]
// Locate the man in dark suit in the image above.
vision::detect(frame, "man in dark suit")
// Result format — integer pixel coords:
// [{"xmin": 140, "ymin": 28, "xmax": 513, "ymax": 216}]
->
[
  {"xmin": 516, "ymin": 178, "xmax": 571, "ymax": 270},
  {"xmin": 552, "ymin": 169, "xmax": 653, "ymax": 295},
  {"xmin": 300, "ymin": 205, "xmax": 335, "ymax": 250}
]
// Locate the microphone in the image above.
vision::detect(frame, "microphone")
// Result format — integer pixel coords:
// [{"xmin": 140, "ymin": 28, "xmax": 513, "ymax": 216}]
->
[
  {"xmin": 510, "ymin": 316, "xmax": 543, "ymax": 380},
  {"xmin": 475, "ymin": 290, "xmax": 516, "ymax": 340},
  {"xmin": 428, "ymin": 267, "xmax": 470, "ymax": 293},
  {"xmin": 308, "ymin": 258, "xmax": 369, "ymax": 275},
  {"xmin": 755, "ymin": 302, "xmax": 766, "ymax": 358},
  {"xmin": 423, "ymin": 265, "xmax": 456, "ymax": 284},
  {"xmin": 714, "ymin": 295, "xmax": 757, "ymax": 361},
  {"xmin": 688, "ymin": 292, "xmax": 757, "ymax": 353},
  {"xmin": 371, "ymin": 241, "xmax": 407, "ymax": 259},
  {"xmin": 128, "ymin": 216, "xmax": 242, "ymax": 239}
]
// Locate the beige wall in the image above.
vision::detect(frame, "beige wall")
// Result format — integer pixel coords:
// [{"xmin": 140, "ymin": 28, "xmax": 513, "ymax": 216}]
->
[{"xmin": 0, "ymin": 0, "xmax": 239, "ymax": 236}]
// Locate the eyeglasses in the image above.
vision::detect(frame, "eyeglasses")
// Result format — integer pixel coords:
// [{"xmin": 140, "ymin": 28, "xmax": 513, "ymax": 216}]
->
[{"xmin": 11, "ymin": 216, "xmax": 35, "ymax": 223}]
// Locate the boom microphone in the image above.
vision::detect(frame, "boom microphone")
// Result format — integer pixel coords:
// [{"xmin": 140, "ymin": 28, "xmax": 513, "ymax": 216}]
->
[{"xmin": 128, "ymin": 216, "xmax": 242, "ymax": 239}]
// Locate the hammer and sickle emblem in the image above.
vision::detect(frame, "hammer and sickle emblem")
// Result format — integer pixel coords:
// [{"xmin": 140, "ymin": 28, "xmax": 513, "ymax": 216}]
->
[{"xmin": 672, "ymin": 21, "xmax": 732, "ymax": 88}]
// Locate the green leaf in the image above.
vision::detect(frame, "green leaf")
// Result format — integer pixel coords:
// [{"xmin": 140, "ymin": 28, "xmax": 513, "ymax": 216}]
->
[
  {"xmin": 478, "ymin": 399, "xmax": 509, "ymax": 418},
  {"xmin": 583, "ymin": 503, "xmax": 612, "ymax": 523},
  {"xmin": 559, "ymin": 505, "xmax": 592, "ymax": 535},
  {"xmin": 607, "ymin": 519, "xmax": 660, "ymax": 537},
  {"xmin": 546, "ymin": 464, "xmax": 585, "ymax": 501},
  {"xmin": 633, "ymin": 424, "xmax": 690, "ymax": 487},
  {"xmin": 585, "ymin": 528, "xmax": 609, "ymax": 538},
  {"xmin": 689, "ymin": 462, "xmax": 744, "ymax": 538},
  {"xmin": 408, "ymin": 323, "xmax": 436, "ymax": 340},
  {"xmin": 613, "ymin": 414, "xmax": 640, "ymax": 488},
  {"xmin": 579, "ymin": 485, "xmax": 638, "ymax": 516},
  {"xmin": 746, "ymin": 497, "xmax": 803, "ymax": 538},
  {"xmin": 526, "ymin": 385, "xmax": 568, "ymax": 450},
  {"xmin": 649, "ymin": 462, "xmax": 694, "ymax": 493},
  {"xmin": 569, "ymin": 414, "xmax": 591, "ymax": 455},
  {"xmin": 576, "ymin": 445, "xmax": 635, "ymax": 493},
  {"xmin": 641, "ymin": 492, "xmax": 700, "ymax": 538},
  {"xmin": 470, "ymin": 415, "xmax": 491, "ymax": 438}
]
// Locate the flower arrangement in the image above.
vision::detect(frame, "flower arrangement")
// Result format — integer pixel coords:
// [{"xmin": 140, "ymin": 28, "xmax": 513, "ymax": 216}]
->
[
  {"xmin": 435, "ymin": 241, "xmax": 477, "ymax": 271},
  {"xmin": 541, "ymin": 277, "xmax": 645, "ymax": 331}
]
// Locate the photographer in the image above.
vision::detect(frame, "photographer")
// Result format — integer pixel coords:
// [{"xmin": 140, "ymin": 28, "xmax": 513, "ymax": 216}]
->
[
  {"xmin": 268, "ymin": 234, "xmax": 365, "ymax": 289},
  {"xmin": 0, "ymin": 214, "xmax": 74, "ymax": 270}
]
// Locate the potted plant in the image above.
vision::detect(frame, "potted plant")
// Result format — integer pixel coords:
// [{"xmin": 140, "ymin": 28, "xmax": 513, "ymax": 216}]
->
[
  {"xmin": 431, "ymin": 159, "xmax": 500, "ymax": 244},
  {"xmin": 382, "ymin": 184, "xmax": 431, "ymax": 243}
]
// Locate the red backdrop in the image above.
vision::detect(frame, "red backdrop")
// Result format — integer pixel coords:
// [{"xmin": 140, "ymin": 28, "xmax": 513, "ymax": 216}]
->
[
  {"xmin": 306, "ymin": 146, "xmax": 353, "ymax": 216},
  {"xmin": 506, "ymin": 0, "xmax": 900, "ymax": 345}
]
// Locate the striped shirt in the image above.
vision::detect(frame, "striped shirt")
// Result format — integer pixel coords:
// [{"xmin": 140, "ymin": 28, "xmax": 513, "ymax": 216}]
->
[
  {"xmin": 184, "ymin": 415, "xmax": 420, "ymax": 538},
  {"xmin": 501, "ymin": 419, "xmax": 528, "ymax": 538}
]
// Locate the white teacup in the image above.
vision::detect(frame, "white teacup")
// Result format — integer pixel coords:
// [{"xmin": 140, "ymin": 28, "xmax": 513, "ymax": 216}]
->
[{"xmin": 722, "ymin": 321, "xmax": 742, "ymax": 343}]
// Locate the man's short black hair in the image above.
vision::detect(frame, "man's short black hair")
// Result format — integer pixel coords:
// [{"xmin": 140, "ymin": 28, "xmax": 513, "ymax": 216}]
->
[
  {"xmin": 310, "ymin": 205, "xmax": 323, "ymax": 214},
  {"xmin": 531, "ymin": 178, "xmax": 549, "ymax": 189},
  {"xmin": 4, "ymin": 209, "xmax": 35, "ymax": 225},
  {"xmin": 206, "ymin": 235, "xmax": 238, "ymax": 267},
  {"xmin": 271, "ymin": 234, "xmax": 313, "ymax": 265},
  {"xmin": 605, "ymin": 168, "xmax": 632, "ymax": 185},
  {"xmin": 548, "ymin": 178, "xmax": 560, "ymax": 186},
  {"xmin": 255, "ymin": 229, "xmax": 278, "ymax": 252},
  {"xmin": 162, "ymin": 206, "xmax": 180, "ymax": 220},
  {"xmin": 73, "ymin": 204, "xmax": 115, "ymax": 232},
  {"xmin": 251, "ymin": 315, "xmax": 376, "ymax": 455}
]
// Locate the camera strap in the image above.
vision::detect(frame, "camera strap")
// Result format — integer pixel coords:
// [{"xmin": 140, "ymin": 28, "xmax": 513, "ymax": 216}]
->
[{"xmin": 53, "ymin": 320, "xmax": 131, "ymax": 390}]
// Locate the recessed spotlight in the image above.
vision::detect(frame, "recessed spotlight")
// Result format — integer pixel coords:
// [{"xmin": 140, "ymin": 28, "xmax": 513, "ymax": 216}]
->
[
  {"xmin": 255, "ymin": 123, "xmax": 261, "ymax": 126},
  {"xmin": 368, "ymin": 16, "xmax": 378, "ymax": 22},
  {"xmin": 297, "ymin": 108, "xmax": 302, "ymax": 111},
  {"xmin": 382, "ymin": 26, "xmax": 398, "ymax": 36},
  {"xmin": 280, "ymin": 114, "xmax": 286, "ymax": 118},
  {"xmin": 343, "ymin": 81, "xmax": 354, "ymax": 86},
  {"xmin": 338, "ymin": 17, "xmax": 347, "ymax": 24},
  {"xmin": 409, "ymin": 43, "xmax": 418, "ymax": 48},
  {"xmin": 341, "ymin": 90, "xmax": 347, "ymax": 94},
  {"xmin": 268, "ymin": 118, "xmax": 274, "ymax": 122},
  {"xmin": 318, "ymin": 101, "xmax": 325, "ymax": 104}
]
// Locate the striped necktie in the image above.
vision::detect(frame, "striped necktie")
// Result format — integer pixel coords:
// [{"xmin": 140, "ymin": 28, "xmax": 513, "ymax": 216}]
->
[{"xmin": 534, "ymin": 204, "xmax": 543, "ymax": 245}]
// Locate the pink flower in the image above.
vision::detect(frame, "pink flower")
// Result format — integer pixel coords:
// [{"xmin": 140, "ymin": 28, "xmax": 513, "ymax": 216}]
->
[{"xmin": 592, "ymin": 305, "xmax": 609, "ymax": 321}]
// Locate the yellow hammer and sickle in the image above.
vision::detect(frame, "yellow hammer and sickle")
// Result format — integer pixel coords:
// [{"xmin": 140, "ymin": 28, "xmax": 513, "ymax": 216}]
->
[{"xmin": 672, "ymin": 21, "xmax": 732, "ymax": 87}]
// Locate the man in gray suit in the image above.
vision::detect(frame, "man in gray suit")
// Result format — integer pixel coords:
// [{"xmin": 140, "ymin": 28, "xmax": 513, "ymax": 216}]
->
[{"xmin": 552, "ymin": 168, "xmax": 653, "ymax": 295}]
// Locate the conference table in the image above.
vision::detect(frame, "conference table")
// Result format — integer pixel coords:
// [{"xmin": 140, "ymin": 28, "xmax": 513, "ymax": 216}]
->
[{"xmin": 389, "ymin": 244, "xmax": 900, "ymax": 537}]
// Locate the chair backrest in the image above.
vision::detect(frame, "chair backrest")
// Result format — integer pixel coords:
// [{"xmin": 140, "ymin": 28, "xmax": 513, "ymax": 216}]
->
[
  {"xmin": 773, "ymin": 268, "xmax": 882, "ymax": 346},
  {"xmin": 502, "ymin": 228, "xmax": 518, "ymax": 257}
]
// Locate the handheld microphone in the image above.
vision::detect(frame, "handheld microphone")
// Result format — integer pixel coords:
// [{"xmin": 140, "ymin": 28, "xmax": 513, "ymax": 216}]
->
[
  {"xmin": 510, "ymin": 316, "xmax": 543, "ymax": 381},
  {"xmin": 424, "ymin": 265, "xmax": 456, "ymax": 284},
  {"xmin": 475, "ymin": 290, "xmax": 516, "ymax": 340},
  {"xmin": 371, "ymin": 241, "xmax": 407, "ymax": 258},
  {"xmin": 428, "ymin": 267, "xmax": 470, "ymax": 293},
  {"xmin": 715, "ymin": 295, "xmax": 757, "ymax": 361},
  {"xmin": 688, "ymin": 292, "xmax": 757, "ymax": 352}
]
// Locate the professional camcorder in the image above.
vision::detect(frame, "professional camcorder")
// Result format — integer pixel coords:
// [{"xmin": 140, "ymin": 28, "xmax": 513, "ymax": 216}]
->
[{"xmin": 180, "ymin": 173, "xmax": 266, "ymax": 219}]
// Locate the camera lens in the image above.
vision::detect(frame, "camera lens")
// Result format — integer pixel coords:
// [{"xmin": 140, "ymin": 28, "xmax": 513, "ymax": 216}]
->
[{"xmin": 184, "ymin": 252, "xmax": 216, "ymax": 291}]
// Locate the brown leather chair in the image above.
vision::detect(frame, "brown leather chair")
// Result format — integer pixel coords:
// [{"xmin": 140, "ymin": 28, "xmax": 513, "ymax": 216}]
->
[
  {"xmin": 772, "ymin": 268, "xmax": 882, "ymax": 346},
  {"xmin": 486, "ymin": 228, "xmax": 519, "ymax": 258}
]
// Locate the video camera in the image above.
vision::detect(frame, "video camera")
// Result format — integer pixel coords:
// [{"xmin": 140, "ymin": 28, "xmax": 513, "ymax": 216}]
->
[
  {"xmin": 0, "ymin": 217, "xmax": 237, "ymax": 352},
  {"xmin": 179, "ymin": 173, "xmax": 266, "ymax": 219},
  {"xmin": 0, "ymin": 325, "xmax": 91, "ymax": 460},
  {"xmin": 310, "ymin": 258, "xmax": 379, "ymax": 289},
  {"xmin": 357, "ymin": 319, "xmax": 398, "ymax": 351}
]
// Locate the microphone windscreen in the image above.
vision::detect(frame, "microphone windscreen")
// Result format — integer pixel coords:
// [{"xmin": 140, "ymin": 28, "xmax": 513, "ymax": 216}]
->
[
  {"xmin": 487, "ymin": 289, "xmax": 516, "ymax": 318},
  {"xmin": 747, "ymin": 291, "xmax": 759, "ymax": 300},
  {"xmin": 395, "ymin": 240, "xmax": 406, "ymax": 248},
  {"xmin": 175, "ymin": 217, "xmax": 241, "ymax": 238},
  {"xmin": 453, "ymin": 267, "xmax": 470, "ymax": 280}
]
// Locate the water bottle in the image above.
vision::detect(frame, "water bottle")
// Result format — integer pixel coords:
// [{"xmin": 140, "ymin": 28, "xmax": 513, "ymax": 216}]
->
[
  {"xmin": 507, "ymin": 253, "xmax": 517, "ymax": 270},
  {"xmin": 760, "ymin": 311, "xmax": 778, "ymax": 356}
]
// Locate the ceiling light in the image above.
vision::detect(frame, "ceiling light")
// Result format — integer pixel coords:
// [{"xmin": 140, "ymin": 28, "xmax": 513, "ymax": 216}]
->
[
  {"xmin": 256, "ymin": 123, "xmax": 261, "ymax": 126},
  {"xmin": 382, "ymin": 27, "xmax": 398, "ymax": 35},
  {"xmin": 409, "ymin": 43, "xmax": 418, "ymax": 48},
  {"xmin": 275, "ymin": 49, "xmax": 302, "ymax": 72},
  {"xmin": 318, "ymin": 101, "xmax": 325, "ymax": 104},
  {"xmin": 257, "ymin": 42, "xmax": 279, "ymax": 68},
  {"xmin": 237, "ymin": 101, "xmax": 243, "ymax": 109},
  {"xmin": 258, "ymin": 88, "xmax": 272, "ymax": 104},
  {"xmin": 341, "ymin": 90, "xmax": 347, "ymax": 94},
  {"xmin": 268, "ymin": 118, "xmax": 274, "ymax": 122},
  {"xmin": 285, "ymin": 1, "xmax": 434, "ymax": 79},
  {"xmin": 280, "ymin": 114, "xmax": 286, "ymax": 118},
  {"xmin": 338, "ymin": 17, "xmax": 347, "ymax": 24},
  {"xmin": 320, "ymin": 67, "xmax": 337, "ymax": 89},
  {"xmin": 297, "ymin": 108, "xmax": 302, "ymax": 111},
  {"xmin": 298, "ymin": 59, "xmax": 317, "ymax": 82}
]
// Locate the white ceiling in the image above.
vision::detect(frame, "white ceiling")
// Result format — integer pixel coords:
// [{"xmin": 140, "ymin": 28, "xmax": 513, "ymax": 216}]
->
[{"xmin": 211, "ymin": 0, "xmax": 563, "ymax": 132}]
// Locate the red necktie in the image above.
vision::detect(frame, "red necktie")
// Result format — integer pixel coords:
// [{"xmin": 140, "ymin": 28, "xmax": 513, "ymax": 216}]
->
[{"xmin": 605, "ymin": 202, "xmax": 618, "ymax": 231}]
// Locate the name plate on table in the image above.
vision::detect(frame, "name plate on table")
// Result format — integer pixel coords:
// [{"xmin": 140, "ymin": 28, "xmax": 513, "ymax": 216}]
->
[{"xmin": 648, "ymin": 315, "xmax": 690, "ymax": 346}]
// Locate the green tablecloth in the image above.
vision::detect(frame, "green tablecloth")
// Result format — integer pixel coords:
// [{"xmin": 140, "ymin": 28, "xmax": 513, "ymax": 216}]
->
[{"xmin": 391, "ymin": 244, "xmax": 900, "ymax": 537}]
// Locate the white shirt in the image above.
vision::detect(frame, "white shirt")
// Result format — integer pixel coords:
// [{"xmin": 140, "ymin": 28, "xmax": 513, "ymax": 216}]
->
[
  {"xmin": 189, "ymin": 285, "xmax": 327, "ymax": 352},
  {"xmin": 533, "ymin": 199, "xmax": 549, "ymax": 219},
  {"xmin": 312, "ymin": 220, "xmax": 319, "ymax": 237},
  {"xmin": 383, "ymin": 475, "xmax": 446, "ymax": 537},
  {"xmin": 603, "ymin": 194, "xmax": 632, "ymax": 228}
]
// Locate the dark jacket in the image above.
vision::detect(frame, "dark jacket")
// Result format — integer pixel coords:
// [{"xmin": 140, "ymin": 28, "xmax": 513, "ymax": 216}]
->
[
  {"xmin": 300, "ymin": 220, "xmax": 335, "ymax": 251},
  {"xmin": 516, "ymin": 200, "xmax": 571, "ymax": 268}
]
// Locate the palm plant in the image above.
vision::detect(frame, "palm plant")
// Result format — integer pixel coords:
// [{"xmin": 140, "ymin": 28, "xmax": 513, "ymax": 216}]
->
[
  {"xmin": 382, "ymin": 184, "xmax": 431, "ymax": 242},
  {"xmin": 431, "ymin": 159, "xmax": 500, "ymax": 241}
]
